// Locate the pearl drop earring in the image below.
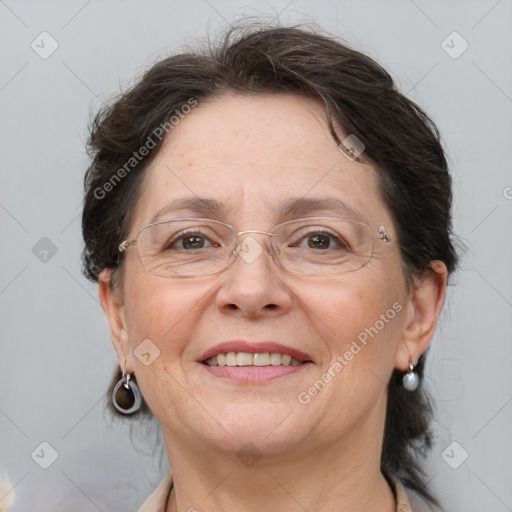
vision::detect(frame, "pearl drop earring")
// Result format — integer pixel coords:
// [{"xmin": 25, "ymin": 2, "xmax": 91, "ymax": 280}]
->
[{"xmin": 402, "ymin": 358, "xmax": 420, "ymax": 392}]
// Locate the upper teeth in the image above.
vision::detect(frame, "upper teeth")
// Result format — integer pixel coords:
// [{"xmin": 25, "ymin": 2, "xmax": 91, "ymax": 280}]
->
[{"xmin": 204, "ymin": 352, "xmax": 303, "ymax": 367}]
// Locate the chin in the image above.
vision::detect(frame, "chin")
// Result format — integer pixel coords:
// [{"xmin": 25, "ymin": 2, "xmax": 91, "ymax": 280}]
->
[{"xmin": 197, "ymin": 402, "xmax": 311, "ymax": 454}]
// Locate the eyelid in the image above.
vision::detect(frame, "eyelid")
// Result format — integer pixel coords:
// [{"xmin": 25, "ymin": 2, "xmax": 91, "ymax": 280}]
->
[{"xmin": 285, "ymin": 224, "xmax": 341, "ymax": 238}]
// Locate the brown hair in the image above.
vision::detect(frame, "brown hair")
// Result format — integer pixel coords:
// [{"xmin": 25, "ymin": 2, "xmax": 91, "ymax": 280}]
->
[{"xmin": 82, "ymin": 23, "xmax": 458, "ymax": 506}]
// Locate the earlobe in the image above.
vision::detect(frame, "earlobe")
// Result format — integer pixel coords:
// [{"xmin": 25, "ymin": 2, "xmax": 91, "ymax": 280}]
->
[
  {"xmin": 395, "ymin": 260, "xmax": 448, "ymax": 372},
  {"xmin": 98, "ymin": 269, "xmax": 134, "ymax": 371}
]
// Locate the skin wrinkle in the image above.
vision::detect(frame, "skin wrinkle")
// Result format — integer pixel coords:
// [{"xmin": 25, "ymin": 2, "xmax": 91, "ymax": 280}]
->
[
  {"xmin": 144, "ymin": 195, "xmax": 368, "ymax": 229},
  {"xmin": 99, "ymin": 92, "xmax": 447, "ymax": 512}
]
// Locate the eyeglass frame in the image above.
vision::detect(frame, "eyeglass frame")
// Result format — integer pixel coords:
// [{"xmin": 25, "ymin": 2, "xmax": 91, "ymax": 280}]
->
[{"xmin": 117, "ymin": 216, "xmax": 392, "ymax": 279}]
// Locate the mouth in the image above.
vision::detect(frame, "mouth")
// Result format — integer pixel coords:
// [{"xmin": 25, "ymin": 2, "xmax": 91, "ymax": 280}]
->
[
  {"xmin": 203, "ymin": 352, "xmax": 308, "ymax": 367},
  {"xmin": 198, "ymin": 342, "xmax": 314, "ymax": 382}
]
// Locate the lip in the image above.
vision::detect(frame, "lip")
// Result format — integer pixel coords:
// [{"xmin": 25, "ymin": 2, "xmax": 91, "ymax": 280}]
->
[
  {"xmin": 202, "ymin": 363, "xmax": 312, "ymax": 382},
  {"xmin": 197, "ymin": 341, "xmax": 313, "ymax": 364}
]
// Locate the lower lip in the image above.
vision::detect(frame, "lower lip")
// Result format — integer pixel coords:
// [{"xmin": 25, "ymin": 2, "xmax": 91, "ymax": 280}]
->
[{"xmin": 201, "ymin": 363, "xmax": 312, "ymax": 382}]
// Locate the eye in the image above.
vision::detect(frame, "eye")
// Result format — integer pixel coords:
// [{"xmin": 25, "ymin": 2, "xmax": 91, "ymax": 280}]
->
[
  {"xmin": 292, "ymin": 229, "xmax": 350, "ymax": 251},
  {"xmin": 165, "ymin": 230, "xmax": 219, "ymax": 251},
  {"xmin": 178, "ymin": 234, "xmax": 207, "ymax": 250},
  {"xmin": 305, "ymin": 233, "xmax": 334, "ymax": 250}
]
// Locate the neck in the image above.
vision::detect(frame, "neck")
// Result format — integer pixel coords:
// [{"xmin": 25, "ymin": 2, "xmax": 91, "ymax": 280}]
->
[{"xmin": 162, "ymin": 409, "xmax": 396, "ymax": 512}]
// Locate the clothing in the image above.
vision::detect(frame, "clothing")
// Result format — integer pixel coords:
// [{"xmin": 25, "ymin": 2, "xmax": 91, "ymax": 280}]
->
[
  {"xmin": 137, "ymin": 471, "xmax": 433, "ymax": 512},
  {"xmin": 137, "ymin": 472, "xmax": 172, "ymax": 512}
]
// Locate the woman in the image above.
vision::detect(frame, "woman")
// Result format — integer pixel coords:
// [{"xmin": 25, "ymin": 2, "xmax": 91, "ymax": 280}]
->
[{"xmin": 82, "ymin": 24, "xmax": 458, "ymax": 512}]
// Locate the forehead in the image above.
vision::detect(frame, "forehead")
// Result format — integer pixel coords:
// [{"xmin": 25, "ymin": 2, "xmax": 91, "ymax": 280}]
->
[{"xmin": 133, "ymin": 93, "xmax": 392, "ymax": 231}]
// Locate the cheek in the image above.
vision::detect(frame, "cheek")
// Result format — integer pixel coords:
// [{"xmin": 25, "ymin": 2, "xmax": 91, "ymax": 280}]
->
[
  {"xmin": 301, "ymin": 270, "xmax": 405, "ymax": 390},
  {"xmin": 306, "ymin": 271, "xmax": 401, "ymax": 345},
  {"xmin": 121, "ymin": 274, "xmax": 216, "ymax": 416},
  {"xmin": 122, "ymin": 272, "xmax": 215, "ymax": 371}
]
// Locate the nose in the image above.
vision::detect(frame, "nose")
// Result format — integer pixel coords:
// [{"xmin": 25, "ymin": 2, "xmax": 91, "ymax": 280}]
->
[{"xmin": 215, "ymin": 232, "xmax": 293, "ymax": 318}]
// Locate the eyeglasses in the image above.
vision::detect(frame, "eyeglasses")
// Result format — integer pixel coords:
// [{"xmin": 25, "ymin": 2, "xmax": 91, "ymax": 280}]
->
[{"xmin": 118, "ymin": 217, "xmax": 391, "ymax": 279}]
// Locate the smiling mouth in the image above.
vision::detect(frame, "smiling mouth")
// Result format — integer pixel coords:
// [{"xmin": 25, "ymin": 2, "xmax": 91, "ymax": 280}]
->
[{"xmin": 203, "ymin": 352, "xmax": 310, "ymax": 367}]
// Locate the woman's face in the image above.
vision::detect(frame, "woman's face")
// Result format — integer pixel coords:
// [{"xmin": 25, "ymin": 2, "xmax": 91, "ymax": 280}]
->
[{"xmin": 104, "ymin": 93, "xmax": 417, "ymax": 458}]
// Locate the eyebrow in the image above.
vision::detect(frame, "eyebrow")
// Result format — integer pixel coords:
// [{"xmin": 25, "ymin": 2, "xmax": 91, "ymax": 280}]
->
[
  {"xmin": 148, "ymin": 196, "xmax": 366, "ymax": 225},
  {"xmin": 277, "ymin": 197, "xmax": 365, "ymax": 222},
  {"xmin": 148, "ymin": 197, "xmax": 228, "ymax": 224}
]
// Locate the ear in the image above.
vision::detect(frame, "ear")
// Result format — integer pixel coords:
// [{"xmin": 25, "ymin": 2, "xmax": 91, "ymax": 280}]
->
[
  {"xmin": 395, "ymin": 260, "xmax": 448, "ymax": 371},
  {"xmin": 98, "ymin": 269, "xmax": 135, "ymax": 373}
]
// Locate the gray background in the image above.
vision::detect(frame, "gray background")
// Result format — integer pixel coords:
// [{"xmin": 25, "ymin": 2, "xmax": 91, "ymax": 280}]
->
[{"xmin": 1, "ymin": 0, "xmax": 511, "ymax": 510}]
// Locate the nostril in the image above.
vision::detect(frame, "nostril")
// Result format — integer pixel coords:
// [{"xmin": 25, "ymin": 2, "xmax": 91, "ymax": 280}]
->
[{"xmin": 264, "ymin": 304, "xmax": 277, "ymax": 309}]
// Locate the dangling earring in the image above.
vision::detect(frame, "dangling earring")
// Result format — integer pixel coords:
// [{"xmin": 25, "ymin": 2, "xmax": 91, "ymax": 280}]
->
[
  {"xmin": 402, "ymin": 357, "xmax": 420, "ymax": 392},
  {"xmin": 112, "ymin": 359, "xmax": 142, "ymax": 414}
]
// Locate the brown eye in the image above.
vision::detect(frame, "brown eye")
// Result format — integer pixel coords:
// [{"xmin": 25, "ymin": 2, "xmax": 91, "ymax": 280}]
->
[
  {"xmin": 180, "ymin": 234, "xmax": 206, "ymax": 250},
  {"xmin": 164, "ymin": 230, "xmax": 218, "ymax": 251},
  {"xmin": 294, "ymin": 230, "xmax": 349, "ymax": 252},
  {"xmin": 307, "ymin": 233, "xmax": 332, "ymax": 250}
]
